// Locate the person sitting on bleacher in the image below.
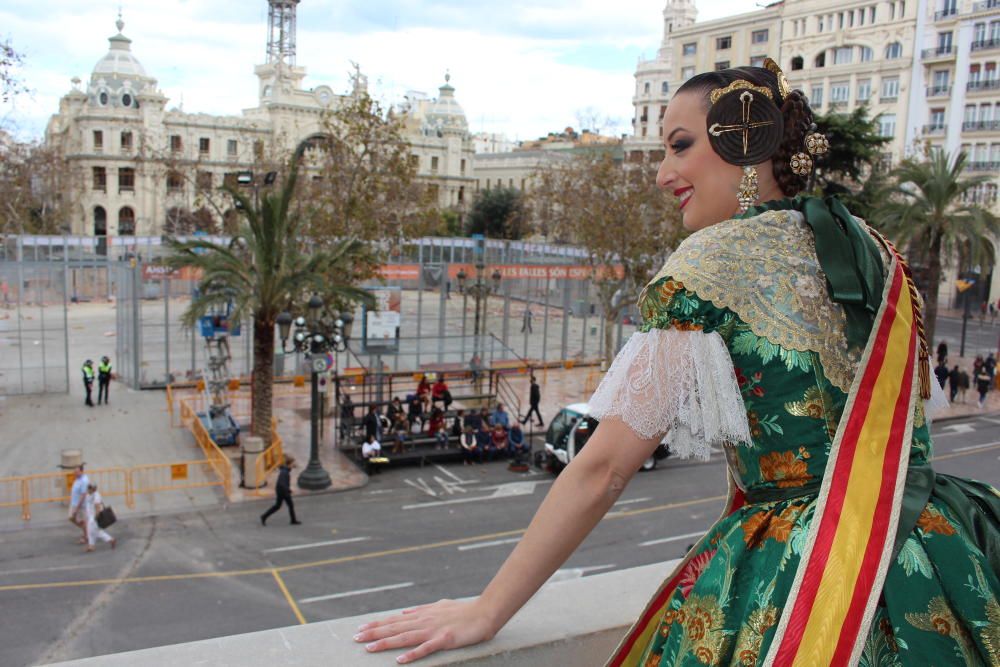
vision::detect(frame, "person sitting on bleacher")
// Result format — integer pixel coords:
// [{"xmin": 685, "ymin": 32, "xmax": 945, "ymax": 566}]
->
[
  {"xmin": 407, "ymin": 397, "xmax": 424, "ymax": 432},
  {"xmin": 460, "ymin": 427, "xmax": 482, "ymax": 465},
  {"xmin": 475, "ymin": 421, "xmax": 492, "ymax": 460},
  {"xmin": 390, "ymin": 412, "xmax": 410, "ymax": 454},
  {"xmin": 386, "ymin": 396, "xmax": 404, "ymax": 425},
  {"xmin": 452, "ymin": 409, "xmax": 465, "ymax": 438},
  {"xmin": 432, "ymin": 377, "xmax": 452, "ymax": 410},
  {"xmin": 487, "ymin": 423, "xmax": 508, "ymax": 461},
  {"xmin": 463, "ymin": 408, "xmax": 482, "ymax": 432},
  {"xmin": 428, "ymin": 407, "xmax": 448, "ymax": 449},
  {"xmin": 508, "ymin": 422, "xmax": 529, "ymax": 462},
  {"xmin": 362, "ymin": 434, "xmax": 383, "ymax": 475},
  {"xmin": 491, "ymin": 403, "xmax": 510, "ymax": 429},
  {"xmin": 416, "ymin": 375, "xmax": 432, "ymax": 410}
]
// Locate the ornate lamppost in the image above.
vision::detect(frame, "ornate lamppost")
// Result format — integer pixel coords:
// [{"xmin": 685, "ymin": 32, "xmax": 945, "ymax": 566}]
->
[{"xmin": 276, "ymin": 294, "xmax": 353, "ymax": 490}]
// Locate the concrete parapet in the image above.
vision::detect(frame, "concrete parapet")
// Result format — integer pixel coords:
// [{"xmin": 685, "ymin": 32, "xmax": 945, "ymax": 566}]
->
[{"xmin": 43, "ymin": 560, "xmax": 679, "ymax": 666}]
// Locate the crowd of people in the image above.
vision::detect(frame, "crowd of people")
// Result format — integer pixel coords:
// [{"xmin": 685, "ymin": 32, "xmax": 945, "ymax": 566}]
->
[{"xmin": 933, "ymin": 340, "xmax": 997, "ymax": 408}]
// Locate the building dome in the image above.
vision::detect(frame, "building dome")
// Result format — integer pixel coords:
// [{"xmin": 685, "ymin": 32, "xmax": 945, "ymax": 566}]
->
[
  {"xmin": 87, "ymin": 16, "xmax": 155, "ymax": 109},
  {"xmin": 422, "ymin": 74, "xmax": 469, "ymax": 135}
]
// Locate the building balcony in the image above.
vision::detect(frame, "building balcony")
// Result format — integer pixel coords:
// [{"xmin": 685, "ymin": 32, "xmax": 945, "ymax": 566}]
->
[
  {"xmin": 921, "ymin": 45, "xmax": 956, "ymax": 61},
  {"xmin": 966, "ymin": 160, "xmax": 1000, "ymax": 171},
  {"xmin": 963, "ymin": 120, "xmax": 1000, "ymax": 132},
  {"xmin": 880, "ymin": 96, "xmax": 899, "ymax": 104},
  {"xmin": 933, "ymin": 8, "xmax": 959, "ymax": 20},
  {"xmin": 830, "ymin": 100, "xmax": 848, "ymax": 110},
  {"xmin": 972, "ymin": 38, "xmax": 1000, "ymax": 53},
  {"xmin": 967, "ymin": 79, "xmax": 1000, "ymax": 92},
  {"xmin": 971, "ymin": 0, "xmax": 1000, "ymax": 15},
  {"xmin": 926, "ymin": 85, "xmax": 952, "ymax": 97},
  {"xmin": 922, "ymin": 124, "xmax": 947, "ymax": 135}
]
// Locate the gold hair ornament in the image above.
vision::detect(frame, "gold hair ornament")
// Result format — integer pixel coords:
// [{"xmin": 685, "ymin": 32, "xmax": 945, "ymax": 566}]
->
[
  {"xmin": 709, "ymin": 90, "xmax": 777, "ymax": 157},
  {"xmin": 763, "ymin": 57, "xmax": 791, "ymax": 99},
  {"xmin": 709, "ymin": 79, "xmax": 774, "ymax": 105},
  {"xmin": 790, "ymin": 152, "xmax": 813, "ymax": 176}
]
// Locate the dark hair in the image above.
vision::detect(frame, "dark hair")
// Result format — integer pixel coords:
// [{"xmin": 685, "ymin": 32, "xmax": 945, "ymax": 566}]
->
[{"xmin": 676, "ymin": 66, "xmax": 814, "ymax": 196}]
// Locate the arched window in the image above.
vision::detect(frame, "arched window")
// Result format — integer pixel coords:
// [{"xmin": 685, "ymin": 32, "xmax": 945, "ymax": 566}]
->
[
  {"xmin": 815, "ymin": 52, "xmax": 826, "ymax": 68},
  {"xmin": 661, "ymin": 81, "xmax": 669, "ymax": 94},
  {"xmin": 118, "ymin": 207, "xmax": 135, "ymax": 236},
  {"xmin": 886, "ymin": 42, "xmax": 903, "ymax": 59},
  {"xmin": 791, "ymin": 55, "xmax": 804, "ymax": 70},
  {"xmin": 94, "ymin": 206, "xmax": 107, "ymax": 236}
]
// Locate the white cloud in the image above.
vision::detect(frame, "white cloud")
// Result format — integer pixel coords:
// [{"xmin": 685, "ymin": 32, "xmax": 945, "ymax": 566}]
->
[{"xmin": 1, "ymin": 0, "xmax": 765, "ymax": 141}]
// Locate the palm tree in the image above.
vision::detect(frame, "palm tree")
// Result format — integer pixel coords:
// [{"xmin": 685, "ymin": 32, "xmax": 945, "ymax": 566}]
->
[
  {"xmin": 167, "ymin": 142, "xmax": 372, "ymax": 445},
  {"xmin": 875, "ymin": 150, "xmax": 1000, "ymax": 346}
]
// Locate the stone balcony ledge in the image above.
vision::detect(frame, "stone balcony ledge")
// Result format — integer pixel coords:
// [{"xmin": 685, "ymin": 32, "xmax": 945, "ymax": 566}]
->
[{"xmin": 45, "ymin": 560, "xmax": 678, "ymax": 667}]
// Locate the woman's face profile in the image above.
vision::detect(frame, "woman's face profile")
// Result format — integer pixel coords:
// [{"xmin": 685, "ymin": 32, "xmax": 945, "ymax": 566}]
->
[{"xmin": 656, "ymin": 91, "xmax": 743, "ymax": 232}]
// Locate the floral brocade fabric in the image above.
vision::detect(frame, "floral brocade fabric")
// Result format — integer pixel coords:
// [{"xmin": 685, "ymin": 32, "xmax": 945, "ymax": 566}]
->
[{"xmin": 630, "ymin": 211, "xmax": 1000, "ymax": 666}]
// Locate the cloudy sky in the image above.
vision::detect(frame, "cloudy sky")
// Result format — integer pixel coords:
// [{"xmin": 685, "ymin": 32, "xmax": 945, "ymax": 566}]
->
[{"xmin": 1, "ymin": 0, "xmax": 764, "ymax": 142}]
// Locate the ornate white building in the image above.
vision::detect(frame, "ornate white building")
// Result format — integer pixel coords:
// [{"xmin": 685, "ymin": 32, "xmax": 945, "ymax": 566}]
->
[{"xmin": 44, "ymin": 1, "xmax": 475, "ymax": 238}]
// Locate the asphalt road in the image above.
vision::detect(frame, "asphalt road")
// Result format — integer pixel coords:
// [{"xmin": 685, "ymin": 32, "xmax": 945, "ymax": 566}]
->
[
  {"xmin": 2, "ymin": 415, "xmax": 1000, "ymax": 667},
  {"xmin": 935, "ymin": 313, "xmax": 1000, "ymax": 359}
]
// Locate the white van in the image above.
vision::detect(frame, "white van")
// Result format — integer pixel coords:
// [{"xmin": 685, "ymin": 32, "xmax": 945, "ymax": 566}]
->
[{"xmin": 543, "ymin": 403, "xmax": 670, "ymax": 473}]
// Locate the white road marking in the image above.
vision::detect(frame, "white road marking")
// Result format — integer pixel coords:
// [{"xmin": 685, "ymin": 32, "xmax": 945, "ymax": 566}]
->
[
  {"xmin": 263, "ymin": 537, "xmax": 370, "ymax": 554},
  {"xmin": 638, "ymin": 530, "xmax": 706, "ymax": 547},
  {"xmin": 433, "ymin": 475, "xmax": 467, "ymax": 496},
  {"xmin": 978, "ymin": 417, "xmax": 1000, "ymax": 425},
  {"xmin": 433, "ymin": 464, "xmax": 474, "ymax": 485},
  {"xmin": 546, "ymin": 564, "xmax": 616, "ymax": 584},
  {"xmin": 366, "ymin": 489, "xmax": 394, "ymax": 495},
  {"xmin": 457, "ymin": 537, "xmax": 522, "ymax": 551},
  {"xmin": 404, "ymin": 477, "xmax": 438, "ymax": 497},
  {"xmin": 940, "ymin": 423, "xmax": 976, "ymax": 435},
  {"xmin": 0, "ymin": 563, "xmax": 100, "ymax": 577},
  {"xmin": 613, "ymin": 497, "xmax": 652, "ymax": 507},
  {"xmin": 953, "ymin": 440, "xmax": 1000, "ymax": 453},
  {"xmin": 402, "ymin": 480, "xmax": 548, "ymax": 510},
  {"xmin": 299, "ymin": 581, "xmax": 414, "ymax": 604}
]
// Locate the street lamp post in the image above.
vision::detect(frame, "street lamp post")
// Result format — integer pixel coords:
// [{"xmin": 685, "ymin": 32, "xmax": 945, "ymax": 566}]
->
[
  {"xmin": 455, "ymin": 261, "xmax": 502, "ymax": 362},
  {"xmin": 276, "ymin": 295, "xmax": 353, "ymax": 491}
]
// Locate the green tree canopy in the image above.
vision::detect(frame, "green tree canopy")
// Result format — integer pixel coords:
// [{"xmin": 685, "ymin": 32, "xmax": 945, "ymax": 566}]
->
[
  {"xmin": 812, "ymin": 106, "xmax": 892, "ymax": 221},
  {"xmin": 167, "ymin": 142, "xmax": 372, "ymax": 444},
  {"xmin": 466, "ymin": 187, "xmax": 527, "ymax": 239},
  {"xmin": 874, "ymin": 150, "xmax": 1000, "ymax": 346}
]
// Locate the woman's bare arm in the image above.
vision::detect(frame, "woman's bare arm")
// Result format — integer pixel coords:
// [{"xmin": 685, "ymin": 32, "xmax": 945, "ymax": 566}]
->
[{"xmin": 353, "ymin": 418, "xmax": 662, "ymax": 663}]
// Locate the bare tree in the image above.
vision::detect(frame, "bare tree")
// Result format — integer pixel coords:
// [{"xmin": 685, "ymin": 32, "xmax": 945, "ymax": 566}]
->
[
  {"xmin": 529, "ymin": 151, "xmax": 682, "ymax": 366},
  {"xmin": 0, "ymin": 136, "xmax": 77, "ymax": 235}
]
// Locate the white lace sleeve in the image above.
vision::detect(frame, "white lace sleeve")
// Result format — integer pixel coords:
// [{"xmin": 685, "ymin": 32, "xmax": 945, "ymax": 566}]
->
[{"xmin": 588, "ymin": 329, "xmax": 752, "ymax": 460}]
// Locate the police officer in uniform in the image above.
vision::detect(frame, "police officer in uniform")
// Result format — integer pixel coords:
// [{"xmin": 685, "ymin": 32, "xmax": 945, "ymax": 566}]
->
[
  {"xmin": 97, "ymin": 356, "xmax": 112, "ymax": 405},
  {"xmin": 81, "ymin": 360, "xmax": 95, "ymax": 407}
]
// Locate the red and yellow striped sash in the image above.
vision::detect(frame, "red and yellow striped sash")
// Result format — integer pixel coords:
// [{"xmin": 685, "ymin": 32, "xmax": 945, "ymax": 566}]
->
[{"xmin": 607, "ymin": 252, "xmax": 920, "ymax": 667}]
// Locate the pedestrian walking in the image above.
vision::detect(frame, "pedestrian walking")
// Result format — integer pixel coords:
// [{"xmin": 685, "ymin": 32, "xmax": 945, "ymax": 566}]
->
[
  {"xmin": 987, "ymin": 352, "xmax": 997, "ymax": 380},
  {"xmin": 83, "ymin": 483, "xmax": 116, "ymax": 552},
  {"xmin": 81, "ymin": 359, "xmax": 95, "ymax": 407},
  {"xmin": 521, "ymin": 305, "xmax": 533, "ymax": 333},
  {"xmin": 97, "ymin": 356, "xmax": 112, "ymax": 405},
  {"xmin": 521, "ymin": 374, "xmax": 544, "ymax": 427},
  {"xmin": 948, "ymin": 365, "xmax": 960, "ymax": 403},
  {"xmin": 68, "ymin": 464, "xmax": 90, "ymax": 544},
  {"xmin": 975, "ymin": 366, "xmax": 992, "ymax": 408},
  {"xmin": 936, "ymin": 340, "xmax": 948, "ymax": 365},
  {"xmin": 959, "ymin": 368, "xmax": 971, "ymax": 403},
  {"xmin": 934, "ymin": 361, "xmax": 949, "ymax": 389},
  {"xmin": 261, "ymin": 456, "xmax": 300, "ymax": 525}
]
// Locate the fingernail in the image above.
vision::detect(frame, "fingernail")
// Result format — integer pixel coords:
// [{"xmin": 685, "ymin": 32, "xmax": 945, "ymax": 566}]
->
[
  {"xmin": 366, "ymin": 643, "xmax": 378, "ymax": 651},
  {"xmin": 353, "ymin": 633, "xmax": 364, "ymax": 642},
  {"xmin": 357, "ymin": 622, "xmax": 370, "ymax": 631},
  {"xmin": 396, "ymin": 657, "xmax": 408, "ymax": 664}
]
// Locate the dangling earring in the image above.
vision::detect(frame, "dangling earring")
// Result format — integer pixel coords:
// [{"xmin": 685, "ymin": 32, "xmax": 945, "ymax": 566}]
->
[{"xmin": 737, "ymin": 166, "xmax": 759, "ymax": 213}]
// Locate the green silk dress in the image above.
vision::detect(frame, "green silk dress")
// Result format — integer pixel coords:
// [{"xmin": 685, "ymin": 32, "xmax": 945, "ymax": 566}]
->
[{"xmin": 593, "ymin": 208, "xmax": 1000, "ymax": 666}]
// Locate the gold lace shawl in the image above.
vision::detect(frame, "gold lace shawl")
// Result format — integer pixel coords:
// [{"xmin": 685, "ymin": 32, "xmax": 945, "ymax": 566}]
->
[{"xmin": 641, "ymin": 209, "xmax": 880, "ymax": 393}]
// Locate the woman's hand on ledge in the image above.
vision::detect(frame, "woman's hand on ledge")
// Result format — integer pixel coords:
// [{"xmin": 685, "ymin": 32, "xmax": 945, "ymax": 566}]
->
[{"xmin": 354, "ymin": 597, "xmax": 496, "ymax": 664}]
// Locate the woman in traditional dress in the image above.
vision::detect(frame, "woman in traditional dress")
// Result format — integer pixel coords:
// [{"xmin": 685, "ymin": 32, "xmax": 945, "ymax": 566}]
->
[{"xmin": 354, "ymin": 61, "xmax": 1000, "ymax": 666}]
